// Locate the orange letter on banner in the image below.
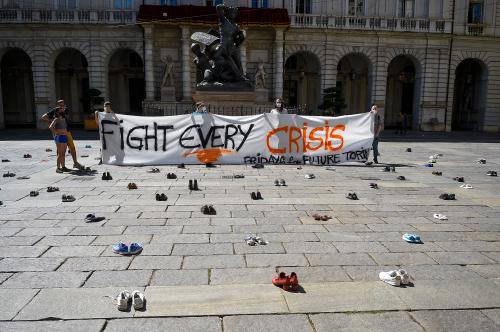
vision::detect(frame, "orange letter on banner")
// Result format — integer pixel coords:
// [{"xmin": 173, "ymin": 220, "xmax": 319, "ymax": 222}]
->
[
  {"xmin": 289, "ymin": 127, "xmax": 302, "ymax": 153},
  {"xmin": 266, "ymin": 126, "xmax": 287, "ymax": 154},
  {"xmin": 306, "ymin": 127, "xmax": 324, "ymax": 151},
  {"xmin": 328, "ymin": 124, "xmax": 346, "ymax": 151}
]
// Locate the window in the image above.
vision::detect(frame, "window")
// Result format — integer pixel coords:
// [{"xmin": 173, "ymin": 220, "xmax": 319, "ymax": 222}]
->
[
  {"xmin": 160, "ymin": 0, "xmax": 177, "ymax": 5},
  {"xmin": 295, "ymin": 0, "xmax": 311, "ymax": 14},
  {"xmin": 348, "ymin": 0, "xmax": 364, "ymax": 16},
  {"xmin": 114, "ymin": 0, "xmax": 132, "ymax": 9},
  {"xmin": 206, "ymin": 0, "xmax": 222, "ymax": 6},
  {"xmin": 252, "ymin": 0, "xmax": 268, "ymax": 8},
  {"xmin": 468, "ymin": 1, "xmax": 483, "ymax": 23},
  {"xmin": 399, "ymin": 0, "xmax": 414, "ymax": 18},
  {"xmin": 58, "ymin": 0, "xmax": 76, "ymax": 9}
]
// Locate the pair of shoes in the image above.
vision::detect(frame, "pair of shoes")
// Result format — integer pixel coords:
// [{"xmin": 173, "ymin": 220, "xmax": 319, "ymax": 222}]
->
[
  {"xmin": 3, "ymin": 172, "xmax": 15, "ymax": 177},
  {"xmin": 432, "ymin": 171, "xmax": 442, "ymax": 176},
  {"xmin": 274, "ymin": 179, "xmax": 286, "ymax": 186},
  {"xmin": 477, "ymin": 159, "xmax": 486, "ymax": 164},
  {"xmin": 84, "ymin": 214, "xmax": 104, "ymax": 223},
  {"xmin": 272, "ymin": 272, "xmax": 299, "ymax": 291},
  {"xmin": 252, "ymin": 163, "xmax": 264, "ymax": 169},
  {"xmin": 62, "ymin": 194, "xmax": 76, "ymax": 202},
  {"xmin": 369, "ymin": 183, "xmax": 379, "ymax": 189},
  {"xmin": 364, "ymin": 161, "xmax": 373, "ymax": 166},
  {"xmin": 487, "ymin": 171, "xmax": 498, "ymax": 177},
  {"xmin": 116, "ymin": 290, "xmax": 145, "ymax": 311},
  {"xmin": 177, "ymin": 163, "xmax": 185, "ymax": 169},
  {"xmin": 439, "ymin": 193, "xmax": 455, "ymax": 200},
  {"xmin": 234, "ymin": 174, "xmax": 245, "ymax": 179},
  {"xmin": 460, "ymin": 184, "xmax": 474, "ymax": 189},
  {"xmin": 102, "ymin": 172, "xmax": 112, "ymax": 180},
  {"xmin": 201, "ymin": 205, "xmax": 216, "ymax": 215},
  {"xmin": 113, "ymin": 242, "xmax": 143, "ymax": 255},
  {"xmin": 379, "ymin": 270, "xmax": 412, "ymax": 286},
  {"xmin": 167, "ymin": 173, "xmax": 177, "ymax": 179},
  {"xmin": 29, "ymin": 191, "xmax": 39, "ymax": 197},
  {"xmin": 73, "ymin": 163, "xmax": 84, "ymax": 170},
  {"xmin": 433, "ymin": 213, "xmax": 448, "ymax": 220},
  {"xmin": 453, "ymin": 177, "xmax": 464, "ymax": 182},
  {"xmin": 45, "ymin": 148, "xmax": 52, "ymax": 152},
  {"xmin": 305, "ymin": 174, "xmax": 315, "ymax": 179},
  {"xmin": 397, "ymin": 175, "xmax": 406, "ymax": 181},
  {"xmin": 1, "ymin": 159, "xmax": 10, "ymax": 162},
  {"xmin": 402, "ymin": 233, "xmax": 421, "ymax": 243},
  {"xmin": 23, "ymin": 154, "xmax": 32, "ymax": 158},
  {"xmin": 148, "ymin": 168, "xmax": 160, "ymax": 173},
  {"xmin": 17, "ymin": 176, "xmax": 30, "ymax": 180},
  {"xmin": 245, "ymin": 235, "xmax": 268, "ymax": 246},
  {"xmin": 127, "ymin": 183, "xmax": 137, "ymax": 190},
  {"xmin": 250, "ymin": 192, "xmax": 263, "ymax": 200},
  {"xmin": 312, "ymin": 214, "xmax": 331, "ymax": 221},
  {"xmin": 155, "ymin": 193, "xmax": 167, "ymax": 201},
  {"xmin": 346, "ymin": 192, "xmax": 359, "ymax": 200},
  {"xmin": 47, "ymin": 187, "xmax": 59, "ymax": 192},
  {"xmin": 188, "ymin": 179, "xmax": 199, "ymax": 191},
  {"xmin": 406, "ymin": 148, "xmax": 412, "ymax": 152},
  {"xmin": 205, "ymin": 163, "xmax": 216, "ymax": 168}
]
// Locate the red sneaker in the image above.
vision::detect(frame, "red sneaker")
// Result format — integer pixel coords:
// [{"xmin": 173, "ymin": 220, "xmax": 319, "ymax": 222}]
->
[
  {"xmin": 287, "ymin": 272, "xmax": 299, "ymax": 291},
  {"xmin": 272, "ymin": 272, "xmax": 288, "ymax": 287}
]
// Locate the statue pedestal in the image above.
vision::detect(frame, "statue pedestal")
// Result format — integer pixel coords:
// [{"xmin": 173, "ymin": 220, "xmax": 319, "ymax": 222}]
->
[
  {"xmin": 255, "ymin": 88, "xmax": 269, "ymax": 103},
  {"xmin": 192, "ymin": 90, "xmax": 256, "ymax": 104},
  {"xmin": 161, "ymin": 86, "xmax": 176, "ymax": 102}
]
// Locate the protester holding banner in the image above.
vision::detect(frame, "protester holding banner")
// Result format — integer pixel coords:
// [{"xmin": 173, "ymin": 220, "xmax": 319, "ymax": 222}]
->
[
  {"xmin": 193, "ymin": 102, "xmax": 208, "ymax": 114},
  {"xmin": 270, "ymin": 98, "xmax": 288, "ymax": 114},
  {"xmin": 95, "ymin": 101, "xmax": 114, "ymax": 122},
  {"xmin": 370, "ymin": 104, "xmax": 383, "ymax": 164}
]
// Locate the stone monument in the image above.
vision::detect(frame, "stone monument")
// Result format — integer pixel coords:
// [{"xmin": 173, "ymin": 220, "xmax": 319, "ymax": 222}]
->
[{"xmin": 160, "ymin": 55, "xmax": 176, "ymax": 102}]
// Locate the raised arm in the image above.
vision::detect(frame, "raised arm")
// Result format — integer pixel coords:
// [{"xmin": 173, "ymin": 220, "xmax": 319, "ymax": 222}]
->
[{"xmin": 48, "ymin": 118, "xmax": 57, "ymax": 135}]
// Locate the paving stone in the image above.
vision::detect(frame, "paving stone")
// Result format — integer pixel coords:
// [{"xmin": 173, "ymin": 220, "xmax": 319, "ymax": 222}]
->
[
  {"xmin": 171, "ymin": 243, "xmax": 233, "ymax": 256},
  {"xmin": 427, "ymin": 252, "xmax": 496, "ymax": 265},
  {"xmin": 58, "ymin": 257, "xmax": 132, "ymax": 271},
  {"xmin": 37, "ymin": 235, "xmax": 96, "ymax": 246},
  {"xmin": 123, "ymin": 225, "xmax": 183, "ymax": 235},
  {"xmin": 410, "ymin": 310, "xmax": 499, "ymax": 332},
  {"xmin": 283, "ymin": 225, "xmax": 328, "ymax": 232},
  {"xmin": 283, "ymin": 241, "xmax": 337, "ymax": 253},
  {"xmin": 128, "ymin": 256, "xmax": 182, "ymax": 270},
  {"xmin": 210, "ymin": 267, "xmax": 275, "ymax": 285},
  {"xmin": 482, "ymin": 309, "xmax": 500, "ymax": 326},
  {"xmin": 151, "ymin": 269, "xmax": 208, "ymax": 286},
  {"xmin": 90, "ymin": 235, "xmax": 152, "ymax": 246},
  {"xmin": 105, "ymin": 317, "xmax": 221, "ymax": 332},
  {"xmin": 468, "ymin": 264, "xmax": 500, "ymax": 278},
  {"xmin": 224, "ymin": 314, "xmax": 313, "ymax": 332},
  {"xmin": 84, "ymin": 270, "xmax": 153, "ymax": 287},
  {"xmin": 231, "ymin": 225, "xmax": 284, "ymax": 233},
  {"xmin": 183, "ymin": 255, "xmax": 245, "ymax": 269},
  {"xmin": 245, "ymin": 254, "xmax": 308, "ymax": 267},
  {"xmin": 334, "ymin": 241, "xmax": 388, "ymax": 253},
  {"xmin": 16, "ymin": 227, "xmax": 74, "ymax": 236},
  {"xmin": 0, "ymin": 289, "xmax": 39, "ymax": 320},
  {"xmin": 0, "ymin": 320, "xmax": 106, "ymax": 332},
  {"xmin": 311, "ymin": 312, "xmax": 423, "ymax": 332},
  {"xmin": 0, "ymin": 236, "xmax": 42, "ymax": 246},
  {"xmin": 435, "ymin": 241, "xmax": 500, "ymax": 252},
  {"xmin": 69, "ymin": 226, "xmax": 125, "ymax": 236},
  {"xmin": 0, "ymin": 257, "xmax": 64, "ymax": 272},
  {"xmin": 370, "ymin": 252, "xmax": 437, "ymax": 265},
  {"xmin": 42, "ymin": 245, "xmax": 106, "ymax": 257},
  {"xmin": 2, "ymin": 271, "xmax": 89, "ymax": 288},
  {"xmin": 234, "ymin": 242, "xmax": 285, "ymax": 254},
  {"xmin": 307, "ymin": 253, "xmax": 376, "ymax": 266},
  {"xmin": 15, "ymin": 287, "xmax": 137, "ymax": 320},
  {"xmin": 0, "ymin": 245, "xmax": 48, "ymax": 258},
  {"xmin": 151, "ymin": 234, "xmax": 209, "ymax": 244},
  {"xmin": 182, "ymin": 225, "xmax": 231, "ymax": 233},
  {"xmin": 0, "ymin": 273, "xmax": 12, "ymax": 284}
]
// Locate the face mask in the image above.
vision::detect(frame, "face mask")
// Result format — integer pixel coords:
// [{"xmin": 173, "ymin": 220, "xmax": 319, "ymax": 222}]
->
[{"xmin": 202, "ymin": 106, "xmax": 207, "ymax": 112}]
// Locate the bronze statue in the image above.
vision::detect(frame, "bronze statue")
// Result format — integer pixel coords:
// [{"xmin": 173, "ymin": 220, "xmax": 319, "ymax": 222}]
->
[{"xmin": 191, "ymin": 4, "xmax": 253, "ymax": 90}]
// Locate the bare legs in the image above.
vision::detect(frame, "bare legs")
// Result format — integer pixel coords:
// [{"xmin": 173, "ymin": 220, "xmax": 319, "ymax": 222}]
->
[{"xmin": 56, "ymin": 143, "xmax": 67, "ymax": 170}]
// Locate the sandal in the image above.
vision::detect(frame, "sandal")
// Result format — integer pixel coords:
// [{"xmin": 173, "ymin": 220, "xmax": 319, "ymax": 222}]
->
[{"xmin": 62, "ymin": 194, "xmax": 76, "ymax": 202}]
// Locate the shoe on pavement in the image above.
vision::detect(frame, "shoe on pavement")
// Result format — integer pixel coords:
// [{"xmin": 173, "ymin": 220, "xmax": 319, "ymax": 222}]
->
[
  {"xmin": 116, "ymin": 290, "xmax": 131, "ymax": 311},
  {"xmin": 132, "ymin": 290, "xmax": 145, "ymax": 310},
  {"xmin": 379, "ymin": 270, "xmax": 401, "ymax": 286}
]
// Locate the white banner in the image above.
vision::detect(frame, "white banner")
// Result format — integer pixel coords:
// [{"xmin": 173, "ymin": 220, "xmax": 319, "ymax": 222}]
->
[{"xmin": 98, "ymin": 112, "xmax": 374, "ymax": 166}]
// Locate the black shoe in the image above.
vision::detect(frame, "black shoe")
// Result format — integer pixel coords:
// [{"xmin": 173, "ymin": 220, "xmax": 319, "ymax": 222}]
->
[
  {"xmin": 170, "ymin": 173, "xmax": 177, "ymax": 179},
  {"xmin": 193, "ymin": 180, "xmax": 199, "ymax": 191},
  {"xmin": 102, "ymin": 172, "xmax": 107, "ymax": 180},
  {"xmin": 487, "ymin": 171, "xmax": 497, "ymax": 177},
  {"xmin": 29, "ymin": 191, "xmax": 38, "ymax": 197},
  {"xmin": 391, "ymin": 167, "xmax": 396, "ymax": 172},
  {"xmin": 252, "ymin": 164, "xmax": 264, "ymax": 169},
  {"xmin": 251, "ymin": 192, "xmax": 257, "ymax": 200},
  {"xmin": 178, "ymin": 163, "xmax": 185, "ymax": 169},
  {"xmin": 453, "ymin": 177, "xmax": 464, "ymax": 182},
  {"xmin": 406, "ymin": 148, "xmax": 412, "ymax": 152},
  {"xmin": 208, "ymin": 205, "xmax": 216, "ymax": 215},
  {"xmin": 369, "ymin": 183, "xmax": 378, "ymax": 189},
  {"xmin": 346, "ymin": 192, "xmax": 359, "ymax": 200},
  {"xmin": 256, "ymin": 191, "xmax": 263, "ymax": 200},
  {"xmin": 205, "ymin": 163, "xmax": 216, "ymax": 168},
  {"xmin": 201, "ymin": 205, "xmax": 210, "ymax": 215},
  {"xmin": 188, "ymin": 180, "xmax": 193, "ymax": 190},
  {"xmin": 397, "ymin": 176, "xmax": 406, "ymax": 181},
  {"xmin": 155, "ymin": 194, "xmax": 160, "ymax": 201},
  {"xmin": 432, "ymin": 171, "xmax": 442, "ymax": 176}
]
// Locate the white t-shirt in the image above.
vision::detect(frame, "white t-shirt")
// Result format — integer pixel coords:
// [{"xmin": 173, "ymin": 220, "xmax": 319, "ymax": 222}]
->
[{"xmin": 270, "ymin": 108, "xmax": 288, "ymax": 115}]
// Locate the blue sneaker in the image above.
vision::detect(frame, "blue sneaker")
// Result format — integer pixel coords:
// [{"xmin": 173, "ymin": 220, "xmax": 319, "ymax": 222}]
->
[
  {"xmin": 129, "ymin": 243, "xmax": 143, "ymax": 255},
  {"xmin": 402, "ymin": 233, "xmax": 421, "ymax": 243},
  {"xmin": 424, "ymin": 163, "xmax": 433, "ymax": 167},
  {"xmin": 113, "ymin": 242, "xmax": 129, "ymax": 255}
]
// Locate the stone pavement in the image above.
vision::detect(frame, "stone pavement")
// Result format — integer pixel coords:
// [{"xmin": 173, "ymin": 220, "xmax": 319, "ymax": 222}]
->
[{"xmin": 1, "ymin": 130, "xmax": 500, "ymax": 331}]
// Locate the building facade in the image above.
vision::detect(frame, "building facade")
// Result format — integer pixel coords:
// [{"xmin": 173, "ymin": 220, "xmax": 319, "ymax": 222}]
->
[{"xmin": 0, "ymin": 0, "xmax": 499, "ymax": 132}]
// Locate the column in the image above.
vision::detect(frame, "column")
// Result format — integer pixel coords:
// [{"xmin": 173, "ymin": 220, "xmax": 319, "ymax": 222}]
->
[
  {"xmin": 144, "ymin": 25, "xmax": 155, "ymax": 101},
  {"xmin": 32, "ymin": 44, "xmax": 52, "ymax": 129},
  {"xmin": 0, "ymin": 69, "xmax": 4, "ymax": 129},
  {"xmin": 274, "ymin": 29, "xmax": 284, "ymax": 99},
  {"xmin": 240, "ymin": 44, "xmax": 247, "ymax": 76},
  {"xmin": 181, "ymin": 26, "xmax": 192, "ymax": 101}
]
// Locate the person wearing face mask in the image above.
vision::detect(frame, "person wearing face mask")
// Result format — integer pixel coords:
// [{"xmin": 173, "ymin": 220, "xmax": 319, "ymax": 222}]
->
[
  {"xmin": 42, "ymin": 99, "xmax": 84, "ymax": 170},
  {"xmin": 193, "ymin": 102, "xmax": 209, "ymax": 114},
  {"xmin": 270, "ymin": 98, "xmax": 288, "ymax": 114}
]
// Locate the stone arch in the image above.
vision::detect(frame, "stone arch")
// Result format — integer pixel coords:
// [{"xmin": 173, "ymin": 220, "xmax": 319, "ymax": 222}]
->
[{"xmin": 283, "ymin": 50, "xmax": 322, "ymax": 113}]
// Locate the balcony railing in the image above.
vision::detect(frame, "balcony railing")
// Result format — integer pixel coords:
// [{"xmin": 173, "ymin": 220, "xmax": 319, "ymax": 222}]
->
[
  {"xmin": 465, "ymin": 23, "xmax": 485, "ymax": 36},
  {"xmin": 0, "ymin": 9, "xmax": 136, "ymax": 24},
  {"xmin": 290, "ymin": 14, "xmax": 452, "ymax": 33}
]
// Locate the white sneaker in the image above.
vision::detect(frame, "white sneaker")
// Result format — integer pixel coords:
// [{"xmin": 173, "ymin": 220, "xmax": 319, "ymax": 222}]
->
[
  {"xmin": 433, "ymin": 213, "xmax": 448, "ymax": 220},
  {"xmin": 397, "ymin": 269, "xmax": 412, "ymax": 285},
  {"xmin": 379, "ymin": 270, "xmax": 401, "ymax": 286},
  {"xmin": 132, "ymin": 290, "xmax": 145, "ymax": 310},
  {"xmin": 117, "ymin": 290, "xmax": 131, "ymax": 311},
  {"xmin": 460, "ymin": 184, "xmax": 473, "ymax": 189}
]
